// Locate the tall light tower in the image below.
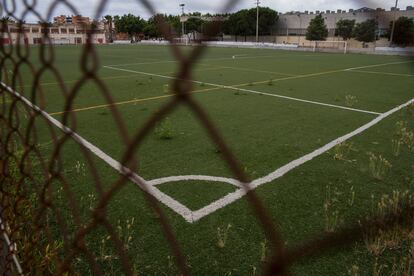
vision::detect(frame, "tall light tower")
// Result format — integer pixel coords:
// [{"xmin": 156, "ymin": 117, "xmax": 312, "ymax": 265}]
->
[
  {"xmin": 180, "ymin": 3, "xmax": 185, "ymax": 36},
  {"xmin": 255, "ymin": 0, "xmax": 260, "ymax": 43},
  {"xmin": 297, "ymin": 13, "xmax": 302, "ymax": 45},
  {"xmin": 389, "ymin": 0, "xmax": 399, "ymax": 46}
]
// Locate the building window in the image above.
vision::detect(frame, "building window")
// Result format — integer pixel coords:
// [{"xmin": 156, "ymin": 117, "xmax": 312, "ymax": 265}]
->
[
  {"xmin": 69, "ymin": 28, "xmax": 75, "ymax": 34},
  {"xmin": 32, "ymin": 28, "xmax": 39, "ymax": 33},
  {"xmin": 51, "ymin": 28, "xmax": 59, "ymax": 34},
  {"xmin": 76, "ymin": 29, "xmax": 85, "ymax": 34},
  {"xmin": 41, "ymin": 28, "xmax": 49, "ymax": 34},
  {"xmin": 60, "ymin": 28, "xmax": 67, "ymax": 34},
  {"xmin": 33, "ymin": 38, "xmax": 42, "ymax": 44},
  {"xmin": 10, "ymin": 28, "xmax": 20, "ymax": 33},
  {"xmin": 76, "ymin": 37, "xmax": 82, "ymax": 44}
]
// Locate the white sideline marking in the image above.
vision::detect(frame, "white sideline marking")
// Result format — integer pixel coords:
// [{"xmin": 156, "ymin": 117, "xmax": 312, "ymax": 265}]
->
[
  {"xmin": 344, "ymin": 61, "xmax": 414, "ymax": 71},
  {"xmin": 103, "ymin": 65, "xmax": 381, "ymax": 115},
  {"xmin": 346, "ymin": 69, "xmax": 414, "ymax": 77},
  {"xmin": 0, "ymin": 82, "xmax": 194, "ymax": 222}
]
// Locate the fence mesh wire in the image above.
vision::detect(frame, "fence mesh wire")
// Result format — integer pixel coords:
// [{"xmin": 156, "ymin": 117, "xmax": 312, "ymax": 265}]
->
[{"xmin": 0, "ymin": 0, "xmax": 413, "ymax": 275}]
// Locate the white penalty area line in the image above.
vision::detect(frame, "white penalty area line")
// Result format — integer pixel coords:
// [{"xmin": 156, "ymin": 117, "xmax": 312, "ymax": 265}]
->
[
  {"xmin": 103, "ymin": 65, "xmax": 381, "ymax": 116},
  {"xmin": 148, "ymin": 97, "xmax": 414, "ymax": 222},
  {"xmin": 343, "ymin": 60, "xmax": 414, "ymax": 71},
  {"xmin": 346, "ymin": 69, "xmax": 414, "ymax": 77},
  {"xmin": 104, "ymin": 53, "xmax": 326, "ymax": 67},
  {"xmin": 2, "ymin": 81, "xmax": 413, "ymax": 224}
]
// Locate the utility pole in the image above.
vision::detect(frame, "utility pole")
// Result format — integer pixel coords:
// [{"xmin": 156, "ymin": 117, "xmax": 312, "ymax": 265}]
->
[
  {"xmin": 297, "ymin": 13, "xmax": 302, "ymax": 45},
  {"xmin": 255, "ymin": 0, "xmax": 260, "ymax": 43},
  {"xmin": 389, "ymin": 0, "xmax": 399, "ymax": 46},
  {"xmin": 180, "ymin": 3, "xmax": 185, "ymax": 37}
]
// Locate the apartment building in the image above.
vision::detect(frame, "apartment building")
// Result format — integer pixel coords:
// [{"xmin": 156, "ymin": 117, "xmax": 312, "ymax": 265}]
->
[{"xmin": 0, "ymin": 15, "xmax": 106, "ymax": 45}]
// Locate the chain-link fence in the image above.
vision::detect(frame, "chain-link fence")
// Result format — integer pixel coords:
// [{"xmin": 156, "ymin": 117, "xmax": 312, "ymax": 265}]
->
[{"xmin": 0, "ymin": 0, "xmax": 413, "ymax": 275}]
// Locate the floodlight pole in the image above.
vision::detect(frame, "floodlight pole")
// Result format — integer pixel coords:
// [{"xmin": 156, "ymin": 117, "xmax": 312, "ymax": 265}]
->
[
  {"xmin": 180, "ymin": 3, "xmax": 185, "ymax": 37},
  {"xmin": 255, "ymin": 0, "xmax": 260, "ymax": 43},
  {"xmin": 389, "ymin": 0, "xmax": 399, "ymax": 46},
  {"xmin": 297, "ymin": 13, "xmax": 302, "ymax": 45}
]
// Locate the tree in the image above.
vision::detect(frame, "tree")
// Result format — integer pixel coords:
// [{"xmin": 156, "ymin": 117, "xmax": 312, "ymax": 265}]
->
[
  {"xmin": 353, "ymin": 19, "xmax": 377, "ymax": 43},
  {"xmin": 223, "ymin": 7, "xmax": 278, "ymax": 41},
  {"xmin": 186, "ymin": 12, "xmax": 203, "ymax": 34},
  {"xmin": 336, "ymin": 19, "xmax": 355, "ymax": 40},
  {"xmin": 114, "ymin": 14, "xmax": 146, "ymax": 41},
  {"xmin": 254, "ymin": 7, "xmax": 278, "ymax": 35},
  {"xmin": 144, "ymin": 14, "xmax": 163, "ymax": 38},
  {"xmin": 390, "ymin": 17, "xmax": 414, "ymax": 46},
  {"xmin": 104, "ymin": 15, "xmax": 114, "ymax": 42},
  {"xmin": 306, "ymin": 15, "xmax": 328, "ymax": 41}
]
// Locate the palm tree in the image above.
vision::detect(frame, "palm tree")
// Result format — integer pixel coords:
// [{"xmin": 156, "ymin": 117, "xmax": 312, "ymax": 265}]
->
[{"xmin": 104, "ymin": 15, "xmax": 114, "ymax": 42}]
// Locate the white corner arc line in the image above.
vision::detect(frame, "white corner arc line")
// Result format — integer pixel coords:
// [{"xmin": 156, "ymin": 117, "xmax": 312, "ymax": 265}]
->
[
  {"xmin": 0, "ymin": 82, "xmax": 194, "ymax": 223},
  {"xmin": 148, "ymin": 175, "xmax": 243, "ymax": 188},
  {"xmin": 103, "ymin": 66, "xmax": 381, "ymax": 115}
]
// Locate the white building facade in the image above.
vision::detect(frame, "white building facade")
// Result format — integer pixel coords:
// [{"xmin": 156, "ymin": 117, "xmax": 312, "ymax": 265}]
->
[
  {"xmin": 0, "ymin": 22, "xmax": 107, "ymax": 45},
  {"xmin": 276, "ymin": 6, "xmax": 414, "ymax": 37}
]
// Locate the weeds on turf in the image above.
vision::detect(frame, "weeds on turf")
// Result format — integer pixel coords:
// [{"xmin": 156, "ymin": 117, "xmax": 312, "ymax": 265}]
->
[
  {"xmin": 333, "ymin": 142, "xmax": 355, "ymax": 161},
  {"xmin": 217, "ymin": 224, "xmax": 232, "ymax": 249},
  {"xmin": 394, "ymin": 121, "xmax": 414, "ymax": 152},
  {"xmin": 391, "ymin": 139, "xmax": 402, "ymax": 157},
  {"xmin": 97, "ymin": 217, "xmax": 136, "ymax": 272},
  {"xmin": 324, "ymin": 185, "xmax": 342, "ymax": 233},
  {"xmin": 358, "ymin": 190, "xmax": 414, "ymax": 274},
  {"xmin": 260, "ymin": 239, "xmax": 268, "ymax": 263},
  {"xmin": 0, "ymin": 150, "xmax": 63, "ymax": 273},
  {"xmin": 155, "ymin": 117, "xmax": 174, "ymax": 140},
  {"xmin": 345, "ymin": 95, "xmax": 358, "ymax": 107},
  {"xmin": 368, "ymin": 153, "xmax": 392, "ymax": 180}
]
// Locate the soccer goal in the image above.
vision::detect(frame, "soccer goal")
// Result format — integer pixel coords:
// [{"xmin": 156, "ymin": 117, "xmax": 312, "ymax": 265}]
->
[
  {"xmin": 173, "ymin": 36, "xmax": 190, "ymax": 45},
  {"xmin": 312, "ymin": 40, "xmax": 348, "ymax": 54}
]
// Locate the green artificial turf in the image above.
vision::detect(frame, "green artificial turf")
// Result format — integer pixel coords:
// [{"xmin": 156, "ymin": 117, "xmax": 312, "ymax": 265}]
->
[{"xmin": 3, "ymin": 44, "xmax": 414, "ymax": 275}]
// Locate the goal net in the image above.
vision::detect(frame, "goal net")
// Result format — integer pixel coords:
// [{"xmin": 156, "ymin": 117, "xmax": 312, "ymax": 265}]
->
[
  {"xmin": 312, "ymin": 41, "xmax": 348, "ymax": 54},
  {"xmin": 173, "ymin": 37, "xmax": 190, "ymax": 45}
]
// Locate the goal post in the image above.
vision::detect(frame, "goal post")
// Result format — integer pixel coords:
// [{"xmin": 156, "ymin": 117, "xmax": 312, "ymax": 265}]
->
[{"xmin": 312, "ymin": 40, "xmax": 348, "ymax": 54}]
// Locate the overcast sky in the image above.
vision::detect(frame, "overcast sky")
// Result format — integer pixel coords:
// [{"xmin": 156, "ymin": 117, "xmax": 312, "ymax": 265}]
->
[{"xmin": 10, "ymin": 0, "xmax": 414, "ymax": 22}]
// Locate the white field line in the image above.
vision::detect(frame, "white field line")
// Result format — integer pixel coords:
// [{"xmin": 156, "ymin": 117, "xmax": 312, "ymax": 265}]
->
[
  {"xmin": 104, "ymin": 53, "xmax": 326, "ymax": 67},
  {"xmin": 148, "ymin": 97, "xmax": 414, "ymax": 222},
  {"xmin": 148, "ymin": 175, "xmax": 243, "ymax": 188},
  {"xmin": 344, "ymin": 60, "xmax": 414, "ymax": 71},
  {"xmin": 103, "ymin": 65, "xmax": 381, "ymax": 115},
  {"xmin": 0, "ymin": 214, "xmax": 23, "ymax": 274},
  {"xmin": 346, "ymin": 69, "xmax": 414, "ymax": 77},
  {"xmin": 0, "ymin": 81, "xmax": 194, "ymax": 222}
]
